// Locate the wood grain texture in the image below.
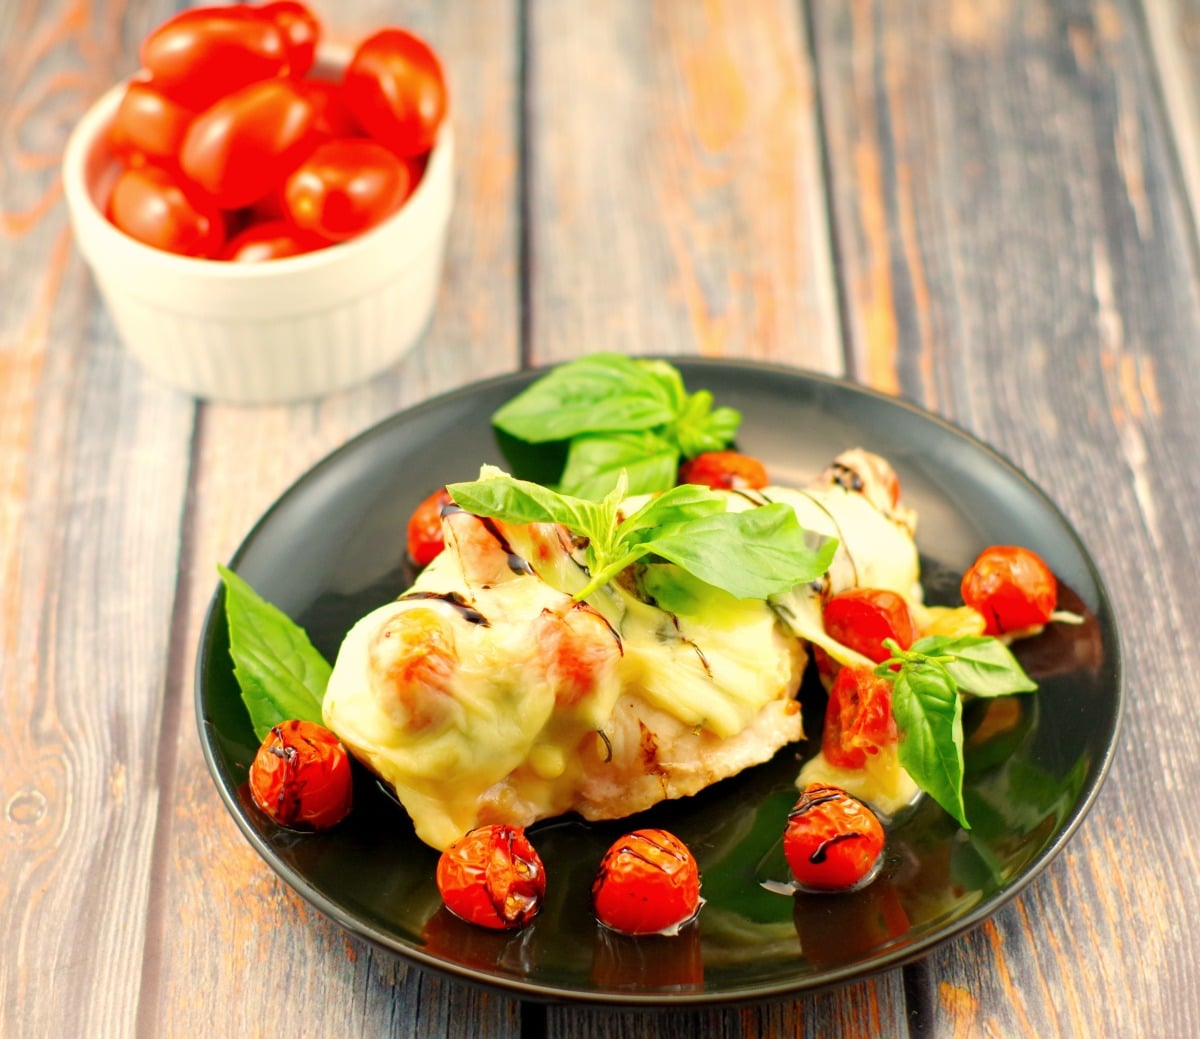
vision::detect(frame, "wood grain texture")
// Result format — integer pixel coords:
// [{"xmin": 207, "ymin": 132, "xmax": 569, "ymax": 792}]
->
[
  {"xmin": 525, "ymin": 0, "xmax": 842, "ymax": 371},
  {"xmin": 812, "ymin": 0, "xmax": 1200, "ymax": 1034},
  {"xmin": 139, "ymin": 3, "xmax": 527, "ymax": 1038}
]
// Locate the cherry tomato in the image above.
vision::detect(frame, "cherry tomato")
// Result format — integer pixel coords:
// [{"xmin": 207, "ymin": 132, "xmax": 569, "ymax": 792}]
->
[
  {"xmin": 961, "ymin": 545, "xmax": 1057, "ymax": 635},
  {"xmin": 140, "ymin": 6, "xmax": 288, "ymax": 110},
  {"xmin": 219, "ymin": 220, "xmax": 325, "ymax": 262},
  {"xmin": 108, "ymin": 79, "xmax": 196, "ymax": 168},
  {"xmin": 248, "ymin": 719, "xmax": 353, "ymax": 829},
  {"xmin": 257, "ymin": 0, "xmax": 321, "ymax": 77},
  {"xmin": 592, "ymin": 829, "xmax": 702, "ymax": 936},
  {"xmin": 283, "ymin": 138, "xmax": 411, "ymax": 241},
  {"xmin": 677, "ymin": 450, "xmax": 769, "ymax": 490},
  {"xmin": 823, "ymin": 588, "xmax": 916, "ymax": 664},
  {"xmin": 343, "ymin": 28, "xmax": 448, "ymax": 158},
  {"xmin": 180, "ymin": 78, "xmax": 318, "ymax": 209},
  {"xmin": 784, "ymin": 784, "xmax": 885, "ymax": 892},
  {"xmin": 407, "ymin": 487, "xmax": 453, "ymax": 567},
  {"xmin": 106, "ymin": 165, "xmax": 226, "ymax": 258},
  {"xmin": 821, "ymin": 665, "xmax": 896, "ymax": 770},
  {"xmin": 436, "ymin": 824, "xmax": 546, "ymax": 930},
  {"xmin": 300, "ymin": 78, "xmax": 363, "ymax": 139}
]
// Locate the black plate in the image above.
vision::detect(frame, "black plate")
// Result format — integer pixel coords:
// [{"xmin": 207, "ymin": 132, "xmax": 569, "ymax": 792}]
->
[{"xmin": 195, "ymin": 359, "xmax": 1122, "ymax": 1005}]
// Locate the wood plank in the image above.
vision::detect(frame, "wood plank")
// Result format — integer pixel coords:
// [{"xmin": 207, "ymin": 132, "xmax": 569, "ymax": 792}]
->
[
  {"xmin": 0, "ymin": 1, "xmax": 197, "ymax": 1036},
  {"xmin": 526, "ymin": 0, "xmax": 843, "ymax": 372},
  {"xmin": 812, "ymin": 1, "xmax": 1200, "ymax": 1034},
  {"xmin": 138, "ymin": 3, "xmax": 526, "ymax": 1037}
]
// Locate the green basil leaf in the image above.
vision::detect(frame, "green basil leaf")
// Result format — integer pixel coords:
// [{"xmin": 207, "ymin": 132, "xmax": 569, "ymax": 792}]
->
[
  {"xmin": 618, "ymin": 482, "xmax": 727, "ymax": 543},
  {"xmin": 635, "ymin": 358, "xmax": 689, "ymax": 412},
  {"xmin": 218, "ymin": 564, "xmax": 330, "ymax": 742},
  {"xmin": 446, "ymin": 473, "xmax": 605, "ymax": 540},
  {"xmin": 558, "ymin": 430, "xmax": 679, "ymax": 499},
  {"xmin": 911, "ymin": 635, "xmax": 1037, "ymax": 697},
  {"xmin": 892, "ymin": 660, "xmax": 969, "ymax": 829},
  {"xmin": 492, "ymin": 354, "xmax": 679, "ymax": 442},
  {"xmin": 672, "ymin": 391, "xmax": 742, "ymax": 457},
  {"xmin": 638, "ymin": 504, "xmax": 837, "ymax": 600}
]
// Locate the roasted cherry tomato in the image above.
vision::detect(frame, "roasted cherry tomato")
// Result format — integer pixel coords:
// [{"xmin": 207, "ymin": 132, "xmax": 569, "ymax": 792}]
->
[
  {"xmin": 140, "ymin": 6, "xmax": 289, "ymax": 110},
  {"xmin": 248, "ymin": 719, "xmax": 353, "ymax": 829},
  {"xmin": 821, "ymin": 665, "xmax": 896, "ymax": 770},
  {"xmin": 436, "ymin": 824, "xmax": 546, "ymax": 930},
  {"xmin": 677, "ymin": 450, "xmax": 769, "ymax": 490},
  {"xmin": 180, "ymin": 78, "xmax": 318, "ymax": 209},
  {"xmin": 283, "ymin": 138, "xmax": 411, "ymax": 241},
  {"xmin": 592, "ymin": 829, "xmax": 701, "ymax": 936},
  {"xmin": 219, "ymin": 219, "xmax": 325, "ymax": 262},
  {"xmin": 784, "ymin": 784, "xmax": 885, "ymax": 892},
  {"xmin": 407, "ymin": 486, "xmax": 453, "ymax": 567},
  {"xmin": 960, "ymin": 545, "xmax": 1057, "ymax": 635},
  {"xmin": 108, "ymin": 79, "xmax": 196, "ymax": 169},
  {"xmin": 343, "ymin": 28, "xmax": 448, "ymax": 158},
  {"xmin": 257, "ymin": 0, "xmax": 321, "ymax": 77},
  {"xmin": 300, "ymin": 77, "xmax": 363, "ymax": 138},
  {"xmin": 823, "ymin": 588, "xmax": 916, "ymax": 664},
  {"xmin": 106, "ymin": 165, "xmax": 225, "ymax": 258}
]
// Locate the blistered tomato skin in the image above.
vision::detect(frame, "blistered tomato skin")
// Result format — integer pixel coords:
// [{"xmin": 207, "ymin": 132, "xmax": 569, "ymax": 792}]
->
[
  {"xmin": 258, "ymin": 0, "xmax": 321, "ymax": 78},
  {"xmin": 107, "ymin": 165, "xmax": 225, "ymax": 258},
  {"xmin": 961, "ymin": 545, "xmax": 1058, "ymax": 635},
  {"xmin": 821, "ymin": 665, "xmax": 897, "ymax": 769},
  {"xmin": 140, "ymin": 6, "xmax": 289, "ymax": 110},
  {"xmin": 592, "ymin": 829, "xmax": 702, "ymax": 936},
  {"xmin": 436, "ymin": 825, "xmax": 547, "ymax": 930},
  {"xmin": 784, "ymin": 784, "xmax": 885, "ymax": 892},
  {"xmin": 407, "ymin": 487, "xmax": 453, "ymax": 567},
  {"xmin": 284, "ymin": 138, "xmax": 412, "ymax": 241},
  {"xmin": 823, "ymin": 588, "xmax": 916, "ymax": 664},
  {"xmin": 343, "ymin": 28, "xmax": 448, "ymax": 158},
  {"xmin": 109, "ymin": 79, "xmax": 196, "ymax": 168},
  {"xmin": 180, "ymin": 78, "xmax": 318, "ymax": 209},
  {"xmin": 248, "ymin": 720, "xmax": 353, "ymax": 830},
  {"xmin": 677, "ymin": 451, "xmax": 769, "ymax": 490}
]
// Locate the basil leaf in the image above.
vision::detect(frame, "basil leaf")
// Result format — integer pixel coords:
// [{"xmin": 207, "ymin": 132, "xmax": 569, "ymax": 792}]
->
[
  {"xmin": 892, "ymin": 660, "xmax": 969, "ymax": 829},
  {"xmin": 559, "ymin": 430, "xmax": 679, "ymax": 498},
  {"xmin": 446, "ymin": 473, "xmax": 606, "ymax": 538},
  {"xmin": 218, "ymin": 565, "xmax": 330, "ymax": 742},
  {"xmin": 911, "ymin": 635, "xmax": 1037, "ymax": 697},
  {"xmin": 639, "ymin": 504, "xmax": 837, "ymax": 600},
  {"xmin": 619, "ymin": 483, "xmax": 727, "ymax": 542},
  {"xmin": 672, "ymin": 391, "xmax": 742, "ymax": 457},
  {"xmin": 492, "ymin": 354, "xmax": 679, "ymax": 442}
]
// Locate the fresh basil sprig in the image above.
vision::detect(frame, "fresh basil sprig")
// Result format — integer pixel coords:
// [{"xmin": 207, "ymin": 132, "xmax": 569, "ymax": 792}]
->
[
  {"xmin": 218, "ymin": 564, "xmax": 330, "ymax": 741},
  {"xmin": 876, "ymin": 636, "xmax": 1036, "ymax": 829},
  {"xmin": 445, "ymin": 469, "xmax": 837, "ymax": 603},
  {"xmin": 492, "ymin": 354, "xmax": 741, "ymax": 499}
]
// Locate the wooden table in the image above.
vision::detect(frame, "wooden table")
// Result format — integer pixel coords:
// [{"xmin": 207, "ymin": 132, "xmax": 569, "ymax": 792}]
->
[{"xmin": 5, "ymin": 1, "xmax": 1199, "ymax": 1035}]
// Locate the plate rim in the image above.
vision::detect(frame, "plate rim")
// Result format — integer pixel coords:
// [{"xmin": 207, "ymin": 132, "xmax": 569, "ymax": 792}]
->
[{"xmin": 195, "ymin": 357, "xmax": 1124, "ymax": 1006}]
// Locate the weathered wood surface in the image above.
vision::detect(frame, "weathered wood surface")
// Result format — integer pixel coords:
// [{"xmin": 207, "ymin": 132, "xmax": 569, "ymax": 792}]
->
[{"xmin": 3, "ymin": 0, "xmax": 1200, "ymax": 1036}]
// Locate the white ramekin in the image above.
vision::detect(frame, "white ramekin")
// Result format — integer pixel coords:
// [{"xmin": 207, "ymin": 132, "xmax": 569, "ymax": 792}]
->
[{"xmin": 62, "ymin": 52, "xmax": 454, "ymax": 405}]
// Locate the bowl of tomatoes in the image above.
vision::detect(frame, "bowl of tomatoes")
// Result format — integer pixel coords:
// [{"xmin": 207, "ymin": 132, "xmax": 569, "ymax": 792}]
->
[{"xmin": 62, "ymin": 3, "xmax": 453, "ymax": 405}]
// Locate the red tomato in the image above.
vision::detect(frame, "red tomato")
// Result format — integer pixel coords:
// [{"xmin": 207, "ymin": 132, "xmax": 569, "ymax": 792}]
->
[
  {"xmin": 823, "ymin": 588, "xmax": 916, "ymax": 664},
  {"xmin": 677, "ymin": 450, "xmax": 769, "ymax": 490},
  {"xmin": 140, "ymin": 6, "xmax": 288, "ymax": 110},
  {"xmin": 592, "ymin": 829, "xmax": 701, "ymax": 936},
  {"xmin": 961, "ymin": 545, "xmax": 1058, "ymax": 635},
  {"xmin": 180, "ymin": 78, "xmax": 318, "ymax": 209},
  {"xmin": 300, "ymin": 78, "xmax": 363, "ymax": 138},
  {"xmin": 106, "ymin": 165, "xmax": 225, "ymax": 258},
  {"xmin": 821, "ymin": 665, "xmax": 896, "ymax": 769},
  {"xmin": 436, "ymin": 825, "xmax": 546, "ymax": 930},
  {"xmin": 109, "ymin": 79, "xmax": 196, "ymax": 168},
  {"xmin": 248, "ymin": 720, "xmax": 353, "ymax": 829},
  {"xmin": 283, "ymin": 138, "xmax": 411, "ymax": 241},
  {"xmin": 343, "ymin": 28, "xmax": 448, "ymax": 158},
  {"xmin": 219, "ymin": 220, "xmax": 325, "ymax": 261},
  {"xmin": 257, "ymin": 0, "xmax": 321, "ymax": 77},
  {"xmin": 784, "ymin": 783, "xmax": 885, "ymax": 891},
  {"xmin": 407, "ymin": 487, "xmax": 452, "ymax": 567}
]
